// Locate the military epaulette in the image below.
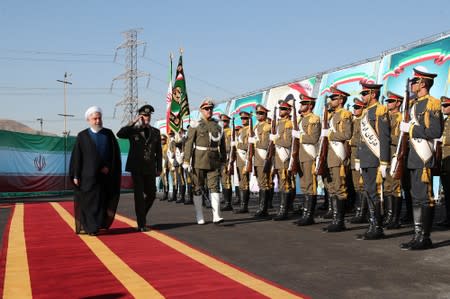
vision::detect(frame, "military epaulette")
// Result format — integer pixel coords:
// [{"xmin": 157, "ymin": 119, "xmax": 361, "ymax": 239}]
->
[
  {"xmin": 308, "ymin": 114, "xmax": 320, "ymax": 124},
  {"xmin": 284, "ymin": 119, "xmax": 293, "ymax": 129},
  {"xmin": 190, "ymin": 119, "xmax": 199, "ymax": 128},
  {"xmin": 375, "ymin": 104, "xmax": 388, "ymax": 117},
  {"xmin": 262, "ymin": 122, "xmax": 271, "ymax": 132},
  {"xmin": 395, "ymin": 112, "xmax": 403, "ymax": 123},
  {"xmin": 426, "ymin": 96, "xmax": 441, "ymax": 111},
  {"xmin": 340, "ymin": 109, "xmax": 352, "ymax": 119}
]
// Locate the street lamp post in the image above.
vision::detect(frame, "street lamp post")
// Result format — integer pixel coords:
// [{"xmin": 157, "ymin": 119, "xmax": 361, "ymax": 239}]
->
[{"xmin": 57, "ymin": 72, "xmax": 74, "ymax": 191}]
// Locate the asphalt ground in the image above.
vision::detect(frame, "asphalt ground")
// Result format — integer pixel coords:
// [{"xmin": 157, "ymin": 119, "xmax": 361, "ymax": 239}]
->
[{"xmin": 1, "ymin": 194, "xmax": 450, "ymax": 299}]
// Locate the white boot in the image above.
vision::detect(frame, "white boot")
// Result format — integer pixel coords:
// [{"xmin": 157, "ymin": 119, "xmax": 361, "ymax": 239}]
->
[
  {"xmin": 193, "ymin": 195, "xmax": 205, "ymax": 225},
  {"xmin": 211, "ymin": 193, "xmax": 224, "ymax": 224}
]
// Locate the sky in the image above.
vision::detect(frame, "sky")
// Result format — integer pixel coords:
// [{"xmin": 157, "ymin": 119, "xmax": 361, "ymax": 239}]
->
[{"xmin": 0, "ymin": 0, "xmax": 449, "ymax": 136}]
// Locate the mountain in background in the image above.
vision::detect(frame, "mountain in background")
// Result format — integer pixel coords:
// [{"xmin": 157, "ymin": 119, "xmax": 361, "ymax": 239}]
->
[{"xmin": 0, "ymin": 119, "xmax": 56, "ymax": 136}]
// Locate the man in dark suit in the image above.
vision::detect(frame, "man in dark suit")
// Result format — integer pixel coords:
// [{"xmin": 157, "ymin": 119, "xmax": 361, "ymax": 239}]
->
[{"xmin": 117, "ymin": 104, "xmax": 162, "ymax": 232}]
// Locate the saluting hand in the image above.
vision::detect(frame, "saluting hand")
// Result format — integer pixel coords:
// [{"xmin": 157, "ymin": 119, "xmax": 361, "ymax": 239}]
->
[{"xmin": 73, "ymin": 178, "xmax": 80, "ymax": 186}]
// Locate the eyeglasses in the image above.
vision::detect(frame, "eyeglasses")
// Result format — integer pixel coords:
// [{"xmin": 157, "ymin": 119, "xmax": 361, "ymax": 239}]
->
[
  {"xmin": 360, "ymin": 91, "xmax": 370, "ymax": 96},
  {"xmin": 240, "ymin": 117, "xmax": 249, "ymax": 120},
  {"xmin": 279, "ymin": 107, "xmax": 289, "ymax": 111},
  {"xmin": 202, "ymin": 107, "xmax": 213, "ymax": 111},
  {"xmin": 256, "ymin": 111, "xmax": 266, "ymax": 115},
  {"xmin": 442, "ymin": 104, "xmax": 450, "ymax": 108},
  {"xmin": 352, "ymin": 105, "xmax": 363, "ymax": 110},
  {"xmin": 222, "ymin": 119, "xmax": 230, "ymax": 122},
  {"xmin": 386, "ymin": 99, "xmax": 397, "ymax": 103}
]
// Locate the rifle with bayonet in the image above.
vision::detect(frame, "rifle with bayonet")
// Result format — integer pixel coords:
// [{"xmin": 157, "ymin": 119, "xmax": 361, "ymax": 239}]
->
[
  {"xmin": 288, "ymin": 97, "xmax": 300, "ymax": 175},
  {"xmin": 315, "ymin": 97, "xmax": 329, "ymax": 176},
  {"xmin": 263, "ymin": 106, "xmax": 277, "ymax": 174},
  {"xmin": 245, "ymin": 113, "xmax": 254, "ymax": 174},
  {"xmin": 227, "ymin": 117, "xmax": 237, "ymax": 175}
]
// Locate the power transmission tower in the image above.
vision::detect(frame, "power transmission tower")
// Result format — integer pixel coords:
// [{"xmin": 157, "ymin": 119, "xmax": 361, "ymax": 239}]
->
[{"xmin": 111, "ymin": 28, "xmax": 150, "ymax": 123}]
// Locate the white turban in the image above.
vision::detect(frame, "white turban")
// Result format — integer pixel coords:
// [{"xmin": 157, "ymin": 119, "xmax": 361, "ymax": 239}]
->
[{"xmin": 85, "ymin": 106, "xmax": 102, "ymax": 120}]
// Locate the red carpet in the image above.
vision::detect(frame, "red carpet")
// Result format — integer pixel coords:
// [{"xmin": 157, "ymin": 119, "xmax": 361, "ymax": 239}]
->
[{"xmin": 0, "ymin": 202, "xmax": 309, "ymax": 299}]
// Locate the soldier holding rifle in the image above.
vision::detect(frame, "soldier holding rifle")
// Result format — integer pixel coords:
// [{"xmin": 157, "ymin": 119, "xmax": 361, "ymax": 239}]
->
[
  {"xmin": 398, "ymin": 68, "xmax": 442, "ymax": 250},
  {"xmin": 220, "ymin": 114, "xmax": 234, "ymax": 211},
  {"xmin": 234, "ymin": 111, "xmax": 252, "ymax": 214}
]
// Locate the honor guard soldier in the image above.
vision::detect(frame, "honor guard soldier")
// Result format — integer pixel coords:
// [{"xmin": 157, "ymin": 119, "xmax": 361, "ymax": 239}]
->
[
  {"xmin": 251, "ymin": 105, "xmax": 272, "ymax": 217},
  {"xmin": 117, "ymin": 104, "xmax": 162, "ymax": 232},
  {"xmin": 234, "ymin": 110, "xmax": 252, "ymax": 213},
  {"xmin": 292, "ymin": 95, "xmax": 321, "ymax": 225},
  {"xmin": 167, "ymin": 131, "xmax": 178, "ymax": 202},
  {"xmin": 183, "ymin": 99, "xmax": 226, "ymax": 224},
  {"xmin": 349, "ymin": 98, "xmax": 368, "ymax": 224},
  {"xmin": 399, "ymin": 68, "xmax": 442, "ymax": 250},
  {"xmin": 160, "ymin": 134, "xmax": 170, "ymax": 201},
  {"xmin": 174, "ymin": 128, "xmax": 187, "ymax": 204},
  {"xmin": 322, "ymin": 87, "xmax": 352, "ymax": 232},
  {"xmin": 439, "ymin": 96, "xmax": 450, "ymax": 226},
  {"xmin": 356, "ymin": 82, "xmax": 390, "ymax": 240},
  {"xmin": 220, "ymin": 114, "xmax": 234, "ymax": 211},
  {"xmin": 384, "ymin": 92, "xmax": 404, "ymax": 229},
  {"xmin": 271, "ymin": 96, "xmax": 294, "ymax": 221}
]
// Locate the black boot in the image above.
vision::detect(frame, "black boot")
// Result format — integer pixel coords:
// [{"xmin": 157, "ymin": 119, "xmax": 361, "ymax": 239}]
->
[
  {"xmin": 273, "ymin": 192, "xmax": 289, "ymax": 221},
  {"xmin": 295, "ymin": 195, "xmax": 316, "ymax": 226},
  {"xmin": 176, "ymin": 185, "xmax": 186, "ymax": 203},
  {"xmin": 361, "ymin": 197, "xmax": 385, "ymax": 240},
  {"xmin": 268, "ymin": 188, "xmax": 274, "ymax": 209},
  {"xmin": 350, "ymin": 192, "xmax": 368, "ymax": 224},
  {"xmin": 318, "ymin": 190, "xmax": 329, "ymax": 210},
  {"xmin": 184, "ymin": 184, "xmax": 193, "ymax": 205},
  {"xmin": 254, "ymin": 190, "xmax": 269, "ymax": 217},
  {"xmin": 232, "ymin": 186, "xmax": 241, "ymax": 205},
  {"xmin": 234, "ymin": 190, "xmax": 249, "ymax": 213},
  {"xmin": 323, "ymin": 196, "xmax": 333, "ymax": 219},
  {"xmin": 401, "ymin": 192, "xmax": 413, "ymax": 224},
  {"xmin": 168, "ymin": 188, "xmax": 177, "ymax": 202},
  {"xmin": 221, "ymin": 188, "xmax": 233, "ymax": 211},
  {"xmin": 386, "ymin": 197, "xmax": 402, "ymax": 229},
  {"xmin": 326, "ymin": 197, "xmax": 346, "ymax": 232},
  {"xmin": 383, "ymin": 195, "xmax": 394, "ymax": 226},
  {"xmin": 410, "ymin": 205, "xmax": 434, "ymax": 250}
]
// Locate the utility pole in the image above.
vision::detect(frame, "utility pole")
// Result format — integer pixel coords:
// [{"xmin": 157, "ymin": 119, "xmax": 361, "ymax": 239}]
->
[
  {"xmin": 57, "ymin": 72, "xmax": 74, "ymax": 191},
  {"xmin": 36, "ymin": 118, "xmax": 43, "ymax": 134},
  {"xmin": 111, "ymin": 28, "xmax": 150, "ymax": 123}
]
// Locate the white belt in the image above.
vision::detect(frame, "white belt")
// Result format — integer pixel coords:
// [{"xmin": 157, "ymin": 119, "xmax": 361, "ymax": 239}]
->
[{"xmin": 196, "ymin": 146, "xmax": 219, "ymax": 151}]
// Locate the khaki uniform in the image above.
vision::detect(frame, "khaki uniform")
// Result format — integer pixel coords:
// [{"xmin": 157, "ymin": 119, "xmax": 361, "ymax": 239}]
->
[
  {"xmin": 254, "ymin": 120, "xmax": 272, "ymax": 190},
  {"xmin": 274, "ymin": 117, "xmax": 293, "ymax": 192},
  {"xmin": 236, "ymin": 125, "xmax": 250, "ymax": 190},
  {"xmin": 184, "ymin": 118, "xmax": 226, "ymax": 194},
  {"xmin": 161, "ymin": 143, "xmax": 170, "ymax": 193},
  {"xmin": 298, "ymin": 112, "xmax": 321, "ymax": 195},
  {"xmin": 323, "ymin": 107, "xmax": 352, "ymax": 200},
  {"xmin": 350, "ymin": 115, "xmax": 363, "ymax": 193},
  {"xmin": 384, "ymin": 111, "xmax": 402, "ymax": 197},
  {"xmin": 221, "ymin": 126, "xmax": 233, "ymax": 189},
  {"xmin": 442, "ymin": 116, "xmax": 450, "ymax": 212}
]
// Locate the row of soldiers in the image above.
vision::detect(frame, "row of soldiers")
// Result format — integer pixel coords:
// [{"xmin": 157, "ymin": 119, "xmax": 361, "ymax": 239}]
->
[{"xmin": 159, "ymin": 67, "xmax": 449, "ymax": 251}]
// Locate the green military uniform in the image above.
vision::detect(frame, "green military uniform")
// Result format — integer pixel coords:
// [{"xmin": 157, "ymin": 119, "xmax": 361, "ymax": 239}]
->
[
  {"xmin": 349, "ymin": 99, "xmax": 367, "ymax": 224},
  {"xmin": 220, "ymin": 114, "xmax": 233, "ymax": 211},
  {"xmin": 272, "ymin": 98, "xmax": 294, "ymax": 220},
  {"xmin": 440, "ymin": 96, "xmax": 450, "ymax": 225},
  {"xmin": 183, "ymin": 99, "xmax": 227, "ymax": 224},
  {"xmin": 295, "ymin": 98, "xmax": 321, "ymax": 226},
  {"xmin": 235, "ymin": 111, "xmax": 252, "ymax": 213},
  {"xmin": 384, "ymin": 92, "xmax": 404, "ymax": 229},
  {"xmin": 253, "ymin": 105, "xmax": 272, "ymax": 217}
]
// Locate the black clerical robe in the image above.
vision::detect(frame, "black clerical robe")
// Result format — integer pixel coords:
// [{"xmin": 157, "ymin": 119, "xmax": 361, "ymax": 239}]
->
[{"xmin": 69, "ymin": 128, "xmax": 122, "ymax": 234}]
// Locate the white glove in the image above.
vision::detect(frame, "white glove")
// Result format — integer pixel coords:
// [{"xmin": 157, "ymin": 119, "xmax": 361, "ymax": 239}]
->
[
  {"xmin": 182, "ymin": 162, "xmax": 191, "ymax": 171},
  {"xmin": 230, "ymin": 141, "xmax": 237, "ymax": 147},
  {"xmin": 248, "ymin": 136, "xmax": 256, "ymax": 144},
  {"xmin": 380, "ymin": 164, "xmax": 387, "ymax": 178},
  {"xmin": 354, "ymin": 161, "xmax": 360, "ymax": 172},
  {"xmin": 269, "ymin": 134, "xmax": 279, "ymax": 141},
  {"xmin": 292, "ymin": 129, "xmax": 301, "ymax": 139},
  {"xmin": 399, "ymin": 121, "xmax": 411, "ymax": 133},
  {"xmin": 321, "ymin": 129, "xmax": 329, "ymax": 137}
]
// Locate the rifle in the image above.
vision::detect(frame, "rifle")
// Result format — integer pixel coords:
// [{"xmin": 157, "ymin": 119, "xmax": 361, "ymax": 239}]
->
[
  {"xmin": 315, "ymin": 98, "xmax": 329, "ymax": 176},
  {"xmin": 245, "ymin": 113, "xmax": 254, "ymax": 173},
  {"xmin": 288, "ymin": 96, "xmax": 300, "ymax": 174},
  {"xmin": 391, "ymin": 78, "xmax": 410, "ymax": 180},
  {"xmin": 227, "ymin": 117, "xmax": 237, "ymax": 175},
  {"xmin": 263, "ymin": 106, "xmax": 277, "ymax": 174}
]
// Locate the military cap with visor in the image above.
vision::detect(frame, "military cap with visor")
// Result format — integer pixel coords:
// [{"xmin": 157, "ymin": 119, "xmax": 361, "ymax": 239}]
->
[{"xmin": 138, "ymin": 104, "xmax": 154, "ymax": 116}]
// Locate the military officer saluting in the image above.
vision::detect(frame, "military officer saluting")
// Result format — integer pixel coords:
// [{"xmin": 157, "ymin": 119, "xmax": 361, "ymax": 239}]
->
[
  {"xmin": 439, "ymin": 96, "xmax": 450, "ymax": 226},
  {"xmin": 250, "ymin": 104, "xmax": 272, "ymax": 217},
  {"xmin": 117, "ymin": 104, "xmax": 162, "ymax": 232},
  {"xmin": 183, "ymin": 99, "xmax": 226, "ymax": 224},
  {"xmin": 322, "ymin": 87, "xmax": 352, "ymax": 232},
  {"xmin": 271, "ymin": 96, "xmax": 294, "ymax": 221},
  {"xmin": 384, "ymin": 91, "xmax": 404, "ymax": 229},
  {"xmin": 220, "ymin": 113, "xmax": 234, "ymax": 211},
  {"xmin": 399, "ymin": 68, "xmax": 442, "ymax": 250},
  {"xmin": 292, "ymin": 94, "xmax": 321, "ymax": 225},
  {"xmin": 234, "ymin": 110, "xmax": 252, "ymax": 213}
]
